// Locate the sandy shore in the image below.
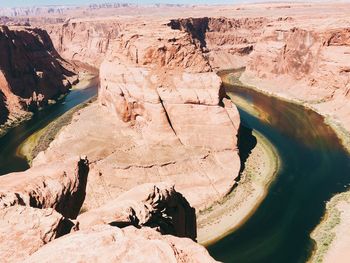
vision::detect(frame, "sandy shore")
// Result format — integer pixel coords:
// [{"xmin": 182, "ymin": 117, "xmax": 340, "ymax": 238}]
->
[
  {"xmin": 310, "ymin": 192, "xmax": 350, "ymax": 263},
  {"xmin": 197, "ymin": 129, "xmax": 280, "ymax": 246}
]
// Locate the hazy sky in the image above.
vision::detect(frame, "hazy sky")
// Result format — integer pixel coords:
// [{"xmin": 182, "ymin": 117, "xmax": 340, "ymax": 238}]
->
[
  {"xmin": 0, "ymin": 0, "xmax": 339, "ymax": 7},
  {"xmin": 0, "ymin": 0, "xmax": 281, "ymax": 8}
]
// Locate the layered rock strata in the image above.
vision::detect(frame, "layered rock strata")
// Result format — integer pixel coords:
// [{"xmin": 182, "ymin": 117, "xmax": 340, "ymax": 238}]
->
[
  {"xmin": 0, "ymin": 25, "xmax": 77, "ymax": 134},
  {"xmin": 241, "ymin": 26, "xmax": 350, "ymax": 132},
  {"xmin": 45, "ymin": 18, "xmax": 211, "ymax": 72},
  {"xmin": 33, "ymin": 56, "xmax": 241, "ymax": 211},
  {"xmin": 0, "ymin": 157, "xmax": 89, "ymax": 262},
  {"xmin": 0, "ymin": 156, "xmax": 89, "ymax": 218},
  {"xmin": 78, "ymin": 183, "xmax": 197, "ymax": 240}
]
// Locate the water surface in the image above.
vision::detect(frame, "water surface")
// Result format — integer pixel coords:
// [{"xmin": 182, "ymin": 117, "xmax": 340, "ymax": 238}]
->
[
  {"xmin": 0, "ymin": 77, "xmax": 98, "ymax": 175},
  {"xmin": 209, "ymin": 72, "xmax": 350, "ymax": 263}
]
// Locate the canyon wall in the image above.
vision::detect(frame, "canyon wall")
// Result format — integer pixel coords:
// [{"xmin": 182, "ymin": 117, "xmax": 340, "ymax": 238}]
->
[
  {"xmin": 45, "ymin": 18, "xmax": 211, "ymax": 72},
  {"xmin": 241, "ymin": 25, "xmax": 350, "ymax": 132},
  {"xmin": 167, "ymin": 17, "xmax": 268, "ymax": 70},
  {"xmin": 162, "ymin": 15, "xmax": 350, "ymax": 134},
  {"xmin": 0, "ymin": 25, "xmax": 77, "ymax": 134}
]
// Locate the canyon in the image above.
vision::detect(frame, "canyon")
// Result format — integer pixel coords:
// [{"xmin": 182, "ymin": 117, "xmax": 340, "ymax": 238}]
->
[
  {"xmin": 0, "ymin": 1, "xmax": 349, "ymax": 262},
  {"xmin": 0, "ymin": 25, "xmax": 78, "ymax": 136}
]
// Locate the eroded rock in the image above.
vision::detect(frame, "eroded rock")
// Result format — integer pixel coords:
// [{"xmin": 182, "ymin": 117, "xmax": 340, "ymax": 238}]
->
[
  {"xmin": 0, "ymin": 25, "xmax": 78, "ymax": 133},
  {"xmin": 0, "ymin": 156, "xmax": 89, "ymax": 219},
  {"xmin": 0, "ymin": 205, "xmax": 77, "ymax": 262},
  {"xmin": 25, "ymin": 225, "xmax": 217, "ymax": 263},
  {"xmin": 78, "ymin": 183, "xmax": 196, "ymax": 240}
]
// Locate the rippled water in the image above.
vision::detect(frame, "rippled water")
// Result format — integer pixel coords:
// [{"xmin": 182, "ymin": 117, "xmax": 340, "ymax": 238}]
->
[{"xmin": 209, "ymin": 72, "xmax": 350, "ymax": 263}]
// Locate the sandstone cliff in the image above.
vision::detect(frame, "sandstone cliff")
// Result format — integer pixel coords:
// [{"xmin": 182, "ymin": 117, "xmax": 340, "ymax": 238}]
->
[
  {"xmin": 78, "ymin": 183, "xmax": 196, "ymax": 240},
  {"xmin": 0, "ymin": 25, "xmax": 77, "ymax": 135},
  {"xmin": 168, "ymin": 17, "xmax": 267, "ymax": 70},
  {"xmin": 35, "ymin": 17, "xmax": 241, "ymax": 212},
  {"xmin": 241, "ymin": 25, "xmax": 350, "ymax": 132},
  {"xmin": 32, "ymin": 57, "xmax": 241, "ymax": 211},
  {"xmin": 0, "ymin": 157, "xmax": 89, "ymax": 262},
  {"xmin": 45, "ymin": 18, "xmax": 211, "ymax": 72},
  {"xmin": 23, "ymin": 184, "xmax": 213, "ymax": 262}
]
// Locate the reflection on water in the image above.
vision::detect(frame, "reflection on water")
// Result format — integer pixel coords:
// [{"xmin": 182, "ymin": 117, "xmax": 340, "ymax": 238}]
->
[
  {"xmin": 209, "ymin": 72, "xmax": 350, "ymax": 263},
  {"xmin": 0, "ymin": 77, "xmax": 98, "ymax": 175}
]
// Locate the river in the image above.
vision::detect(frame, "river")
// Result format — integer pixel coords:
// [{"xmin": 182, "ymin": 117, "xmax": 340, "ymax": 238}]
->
[
  {"xmin": 0, "ymin": 76, "xmax": 98, "ymax": 175},
  {"xmin": 208, "ymin": 71, "xmax": 350, "ymax": 262}
]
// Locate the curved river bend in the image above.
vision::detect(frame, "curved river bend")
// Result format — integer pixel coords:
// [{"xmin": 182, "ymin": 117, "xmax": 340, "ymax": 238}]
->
[
  {"xmin": 0, "ymin": 77, "xmax": 98, "ymax": 175},
  {"xmin": 0, "ymin": 72, "xmax": 349, "ymax": 263},
  {"xmin": 209, "ymin": 72, "xmax": 350, "ymax": 262}
]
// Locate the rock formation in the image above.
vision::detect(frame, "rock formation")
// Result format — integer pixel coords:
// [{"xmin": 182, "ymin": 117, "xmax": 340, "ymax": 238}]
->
[
  {"xmin": 32, "ymin": 56, "xmax": 241, "ymax": 211},
  {"xmin": 0, "ymin": 206, "xmax": 77, "ymax": 262},
  {"xmin": 241, "ymin": 25, "xmax": 350, "ymax": 132},
  {"xmin": 0, "ymin": 156, "xmax": 89, "ymax": 218},
  {"xmin": 45, "ymin": 18, "xmax": 211, "ymax": 72},
  {"xmin": 78, "ymin": 183, "xmax": 197, "ymax": 240},
  {"xmin": 0, "ymin": 25, "xmax": 77, "ymax": 135},
  {"xmin": 25, "ymin": 225, "xmax": 217, "ymax": 263},
  {"xmin": 0, "ymin": 157, "xmax": 88, "ymax": 261},
  {"xmin": 0, "ymin": 153, "xmax": 214, "ymax": 262}
]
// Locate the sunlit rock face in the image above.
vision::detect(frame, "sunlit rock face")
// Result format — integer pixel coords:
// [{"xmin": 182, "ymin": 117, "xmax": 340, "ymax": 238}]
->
[
  {"xmin": 25, "ymin": 225, "xmax": 218, "ymax": 263},
  {"xmin": 35, "ymin": 16, "xmax": 241, "ymax": 212}
]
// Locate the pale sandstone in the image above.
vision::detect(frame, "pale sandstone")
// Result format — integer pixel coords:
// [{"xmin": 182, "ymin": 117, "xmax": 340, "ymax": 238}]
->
[
  {"xmin": 25, "ymin": 225, "xmax": 217, "ymax": 263},
  {"xmin": 0, "ymin": 156, "xmax": 89, "ymax": 219},
  {"xmin": 0, "ymin": 206, "xmax": 76, "ymax": 262},
  {"xmin": 78, "ymin": 183, "xmax": 196, "ymax": 240}
]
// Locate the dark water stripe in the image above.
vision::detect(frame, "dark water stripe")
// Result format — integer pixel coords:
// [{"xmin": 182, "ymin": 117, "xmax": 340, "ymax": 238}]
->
[
  {"xmin": 0, "ymin": 77, "xmax": 98, "ymax": 175},
  {"xmin": 209, "ymin": 72, "xmax": 350, "ymax": 263}
]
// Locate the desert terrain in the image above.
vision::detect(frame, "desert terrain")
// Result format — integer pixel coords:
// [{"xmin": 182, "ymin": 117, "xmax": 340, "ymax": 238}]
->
[{"xmin": 0, "ymin": 1, "xmax": 349, "ymax": 262}]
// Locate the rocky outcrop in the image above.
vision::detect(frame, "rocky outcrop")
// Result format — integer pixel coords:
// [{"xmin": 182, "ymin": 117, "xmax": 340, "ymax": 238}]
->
[
  {"xmin": 0, "ymin": 158, "xmax": 216, "ymax": 262},
  {"xmin": 34, "ymin": 58, "xmax": 241, "ymax": 210},
  {"xmin": 168, "ymin": 17, "xmax": 268, "ymax": 70},
  {"xmin": 34, "ymin": 15, "xmax": 241, "ymax": 213},
  {"xmin": 0, "ymin": 25, "xmax": 77, "ymax": 134},
  {"xmin": 38, "ymin": 56, "xmax": 239, "ymax": 210},
  {"xmin": 45, "ymin": 18, "xmax": 211, "ymax": 72},
  {"xmin": 78, "ymin": 183, "xmax": 196, "ymax": 240},
  {"xmin": 0, "ymin": 157, "xmax": 88, "ymax": 261},
  {"xmin": 0, "ymin": 206, "xmax": 77, "ymax": 262},
  {"xmin": 25, "ymin": 225, "xmax": 217, "ymax": 263},
  {"xmin": 99, "ymin": 59, "xmax": 238, "ymax": 150},
  {"xmin": 241, "ymin": 25, "xmax": 350, "ymax": 132},
  {"xmin": 0, "ymin": 156, "xmax": 89, "ymax": 218}
]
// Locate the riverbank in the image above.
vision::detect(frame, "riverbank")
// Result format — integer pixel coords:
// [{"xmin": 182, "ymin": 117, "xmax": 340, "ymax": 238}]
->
[
  {"xmin": 220, "ymin": 69, "xmax": 350, "ymax": 153},
  {"xmin": 221, "ymin": 69, "xmax": 350, "ymax": 263},
  {"xmin": 310, "ymin": 192, "xmax": 350, "ymax": 263},
  {"xmin": 0, "ymin": 112, "xmax": 32, "ymax": 138},
  {"xmin": 17, "ymin": 74, "xmax": 97, "ymax": 164},
  {"xmin": 197, "ymin": 129, "xmax": 280, "ymax": 246}
]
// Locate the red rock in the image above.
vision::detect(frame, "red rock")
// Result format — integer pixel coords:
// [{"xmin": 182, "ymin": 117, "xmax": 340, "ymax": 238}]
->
[
  {"xmin": 0, "ymin": 156, "xmax": 89, "ymax": 219},
  {"xmin": 25, "ymin": 225, "xmax": 217, "ymax": 263},
  {"xmin": 78, "ymin": 183, "xmax": 197, "ymax": 240},
  {"xmin": 0, "ymin": 206, "xmax": 77, "ymax": 262},
  {"xmin": 0, "ymin": 25, "xmax": 77, "ymax": 132}
]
